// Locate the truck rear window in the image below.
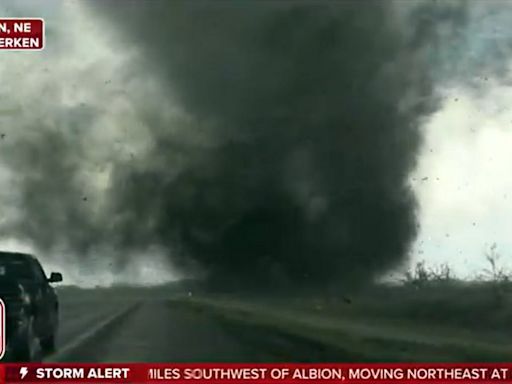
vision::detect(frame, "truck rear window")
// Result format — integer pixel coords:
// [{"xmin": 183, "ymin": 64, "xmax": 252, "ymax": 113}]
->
[{"xmin": 0, "ymin": 258, "xmax": 34, "ymax": 279}]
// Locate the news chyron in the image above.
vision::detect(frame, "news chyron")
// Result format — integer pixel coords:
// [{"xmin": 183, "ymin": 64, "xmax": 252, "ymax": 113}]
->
[{"xmin": 0, "ymin": 18, "xmax": 44, "ymax": 51}]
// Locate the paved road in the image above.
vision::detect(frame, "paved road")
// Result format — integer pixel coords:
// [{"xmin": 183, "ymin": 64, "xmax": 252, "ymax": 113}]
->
[
  {"xmin": 14, "ymin": 288, "xmax": 512, "ymax": 363},
  {"xmin": 45, "ymin": 291, "xmax": 349, "ymax": 363}
]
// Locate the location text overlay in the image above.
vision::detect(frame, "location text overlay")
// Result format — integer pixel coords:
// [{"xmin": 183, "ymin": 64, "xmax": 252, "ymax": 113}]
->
[{"xmin": 0, "ymin": 19, "xmax": 44, "ymax": 50}]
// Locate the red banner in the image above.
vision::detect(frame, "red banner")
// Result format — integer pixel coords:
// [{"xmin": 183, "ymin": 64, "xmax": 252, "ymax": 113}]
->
[
  {"xmin": 0, "ymin": 18, "xmax": 44, "ymax": 50},
  {"xmin": 0, "ymin": 363, "xmax": 511, "ymax": 384}
]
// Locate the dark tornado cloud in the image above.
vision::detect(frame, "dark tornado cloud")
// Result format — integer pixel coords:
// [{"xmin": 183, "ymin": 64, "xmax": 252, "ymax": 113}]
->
[
  {"xmin": 1, "ymin": 1, "xmax": 464, "ymax": 291},
  {"xmin": 90, "ymin": 1, "xmax": 439, "ymax": 291}
]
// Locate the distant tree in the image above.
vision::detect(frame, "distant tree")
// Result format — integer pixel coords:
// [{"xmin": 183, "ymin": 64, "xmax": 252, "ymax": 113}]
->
[
  {"xmin": 403, "ymin": 261, "xmax": 430, "ymax": 289},
  {"xmin": 482, "ymin": 243, "xmax": 510, "ymax": 307}
]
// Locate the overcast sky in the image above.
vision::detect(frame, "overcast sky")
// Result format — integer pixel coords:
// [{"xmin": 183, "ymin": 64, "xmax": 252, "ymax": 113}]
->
[
  {"xmin": 410, "ymin": 82, "xmax": 512, "ymax": 279},
  {"xmin": 0, "ymin": 1, "xmax": 511, "ymax": 285},
  {"xmin": 0, "ymin": 0, "xmax": 179, "ymax": 286}
]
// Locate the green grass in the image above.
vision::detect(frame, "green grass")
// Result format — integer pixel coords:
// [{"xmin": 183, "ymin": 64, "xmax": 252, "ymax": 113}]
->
[{"xmin": 170, "ymin": 281, "xmax": 512, "ymax": 362}]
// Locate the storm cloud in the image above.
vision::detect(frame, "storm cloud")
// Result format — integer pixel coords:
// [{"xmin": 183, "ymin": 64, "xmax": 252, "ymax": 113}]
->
[
  {"xmin": 0, "ymin": 1, "xmax": 469, "ymax": 290},
  {"xmin": 92, "ymin": 1, "xmax": 438, "ymax": 291}
]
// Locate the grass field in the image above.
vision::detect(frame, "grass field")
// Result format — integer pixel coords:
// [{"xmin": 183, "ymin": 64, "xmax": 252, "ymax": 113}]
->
[
  {"xmin": 170, "ymin": 280, "xmax": 512, "ymax": 362},
  {"xmin": 55, "ymin": 271, "xmax": 512, "ymax": 362}
]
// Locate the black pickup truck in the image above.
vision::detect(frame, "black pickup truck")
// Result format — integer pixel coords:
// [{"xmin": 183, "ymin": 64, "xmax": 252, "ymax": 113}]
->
[{"xmin": 0, "ymin": 252, "xmax": 62, "ymax": 361}]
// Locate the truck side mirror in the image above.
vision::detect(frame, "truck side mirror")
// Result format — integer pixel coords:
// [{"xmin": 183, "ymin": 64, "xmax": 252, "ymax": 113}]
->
[{"xmin": 48, "ymin": 272, "xmax": 63, "ymax": 283}]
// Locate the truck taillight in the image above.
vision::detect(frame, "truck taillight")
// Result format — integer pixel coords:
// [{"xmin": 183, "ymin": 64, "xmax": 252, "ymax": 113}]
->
[{"xmin": 17, "ymin": 284, "xmax": 30, "ymax": 306}]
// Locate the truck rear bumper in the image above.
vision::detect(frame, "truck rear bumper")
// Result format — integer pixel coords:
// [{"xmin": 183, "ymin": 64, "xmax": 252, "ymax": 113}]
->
[{"xmin": 4, "ymin": 315, "xmax": 30, "ymax": 360}]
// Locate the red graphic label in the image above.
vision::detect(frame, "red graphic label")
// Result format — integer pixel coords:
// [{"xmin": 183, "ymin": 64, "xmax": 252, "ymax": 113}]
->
[
  {"xmin": 0, "ymin": 298, "xmax": 4, "ymax": 360},
  {"xmin": 0, "ymin": 18, "xmax": 44, "ymax": 50},
  {"xmin": 0, "ymin": 299, "xmax": 5, "ymax": 362}
]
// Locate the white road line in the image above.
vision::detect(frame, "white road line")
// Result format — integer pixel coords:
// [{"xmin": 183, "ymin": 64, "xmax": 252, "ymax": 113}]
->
[{"xmin": 44, "ymin": 303, "xmax": 138, "ymax": 362}]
